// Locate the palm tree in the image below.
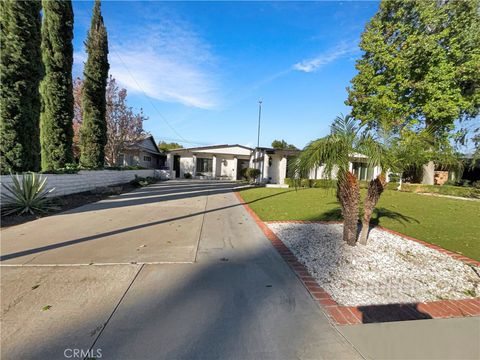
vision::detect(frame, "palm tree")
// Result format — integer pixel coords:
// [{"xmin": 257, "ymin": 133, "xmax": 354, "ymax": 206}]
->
[
  {"xmin": 357, "ymin": 124, "xmax": 394, "ymax": 245},
  {"xmin": 295, "ymin": 114, "xmax": 382, "ymax": 245}
]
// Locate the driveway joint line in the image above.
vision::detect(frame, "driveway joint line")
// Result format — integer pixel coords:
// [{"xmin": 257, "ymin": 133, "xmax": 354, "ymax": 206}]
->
[
  {"xmin": 84, "ymin": 263, "xmax": 145, "ymax": 360},
  {"xmin": 193, "ymin": 187, "xmax": 210, "ymax": 263},
  {"xmin": 0, "ymin": 261, "xmax": 195, "ymax": 267}
]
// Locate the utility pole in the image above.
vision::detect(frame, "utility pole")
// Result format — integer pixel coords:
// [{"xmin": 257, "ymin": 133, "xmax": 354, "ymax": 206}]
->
[{"xmin": 257, "ymin": 100, "xmax": 262, "ymax": 148}]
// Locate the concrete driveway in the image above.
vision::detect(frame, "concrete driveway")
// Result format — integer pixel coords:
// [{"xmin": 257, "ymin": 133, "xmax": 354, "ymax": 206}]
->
[
  {"xmin": 1, "ymin": 181, "xmax": 235, "ymax": 265},
  {"xmin": 1, "ymin": 180, "xmax": 361, "ymax": 359}
]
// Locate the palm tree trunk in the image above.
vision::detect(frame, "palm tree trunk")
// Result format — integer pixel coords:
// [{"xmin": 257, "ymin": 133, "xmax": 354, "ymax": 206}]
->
[
  {"xmin": 359, "ymin": 174, "xmax": 387, "ymax": 245},
  {"xmin": 337, "ymin": 171, "xmax": 360, "ymax": 246}
]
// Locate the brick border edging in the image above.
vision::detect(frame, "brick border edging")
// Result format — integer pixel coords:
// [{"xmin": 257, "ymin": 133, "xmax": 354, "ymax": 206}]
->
[{"xmin": 234, "ymin": 191, "xmax": 480, "ymax": 325}]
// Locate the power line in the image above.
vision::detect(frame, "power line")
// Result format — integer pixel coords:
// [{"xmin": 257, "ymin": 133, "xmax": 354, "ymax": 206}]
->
[
  {"xmin": 112, "ymin": 49, "xmax": 190, "ymax": 143},
  {"xmin": 156, "ymin": 137, "xmax": 211, "ymax": 146}
]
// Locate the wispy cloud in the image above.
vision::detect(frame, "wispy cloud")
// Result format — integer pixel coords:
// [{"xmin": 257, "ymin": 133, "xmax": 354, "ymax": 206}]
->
[
  {"xmin": 75, "ymin": 19, "xmax": 221, "ymax": 109},
  {"xmin": 293, "ymin": 42, "xmax": 358, "ymax": 73}
]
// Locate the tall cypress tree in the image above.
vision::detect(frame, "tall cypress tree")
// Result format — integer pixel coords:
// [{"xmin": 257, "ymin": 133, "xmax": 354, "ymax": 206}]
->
[
  {"xmin": 0, "ymin": 0, "xmax": 42, "ymax": 173},
  {"xmin": 40, "ymin": 0, "xmax": 74, "ymax": 171},
  {"xmin": 80, "ymin": 0, "xmax": 109, "ymax": 168}
]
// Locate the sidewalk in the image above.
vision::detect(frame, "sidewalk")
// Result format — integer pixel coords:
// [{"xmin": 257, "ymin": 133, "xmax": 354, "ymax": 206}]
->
[{"xmin": 339, "ymin": 316, "xmax": 480, "ymax": 359}]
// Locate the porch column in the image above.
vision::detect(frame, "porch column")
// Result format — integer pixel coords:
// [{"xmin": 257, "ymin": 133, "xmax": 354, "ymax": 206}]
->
[
  {"xmin": 166, "ymin": 154, "xmax": 173, "ymax": 178},
  {"xmin": 233, "ymin": 156, "xmax": 238, "ymax": 180},
  {"xmin": 263, "ymin": 154, "xmax": 269, "ymax": 182},
  {"xmin": 192, "ymin": 154, "xmax": 197, "ymax": 177},
  {"xmin": 279, "ymin": 156, "xmax": 287, "ymax": 184},
  {"xmin": 212, "ymin": 155, "xmax": 217, "ymax": 179}
]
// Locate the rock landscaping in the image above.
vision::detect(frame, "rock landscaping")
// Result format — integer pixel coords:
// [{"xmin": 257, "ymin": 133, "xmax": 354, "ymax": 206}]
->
[{"xmin": 267, "ymin": 222, "xmax": 480, "ymax": 307}]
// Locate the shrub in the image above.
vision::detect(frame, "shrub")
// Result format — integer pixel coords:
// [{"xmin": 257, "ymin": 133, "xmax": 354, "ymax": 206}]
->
[
  {"xmin": 1, "ymin": 173, "xmax": 57, "ymax": 216},
  {"xmin": 130, "ymin": 175, "xmax": 156, "ymax": 187},
  {"xmin": 239, "ymin": 167, "xmax": 248, "ymax": 180},
  {"xmin": 300, "ymin": 178, "xmax": 312, "ymax": 188},
  {"xmin": 41, "ymin": 163, "xmax": 79, "ymax": 174},
  {"xmin": 244, "ymin": 168, "xmax": 261, "ymax": 182},
  {"xmin": 284, "ymin": 178, "xmax": 337, "ymax": 188},
  {"xmin": 184, "ymin": 173, "xmax": 192, "ymax": 179},
  {"xmin": 388, "ymin": 173, "xmax": 400, "ymax": 182}
]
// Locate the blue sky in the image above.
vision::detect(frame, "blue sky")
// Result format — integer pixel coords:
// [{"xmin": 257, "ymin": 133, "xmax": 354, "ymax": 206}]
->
[{"xmin": 72, "ymin": 1, "xmax": 380, "ymax": 149}]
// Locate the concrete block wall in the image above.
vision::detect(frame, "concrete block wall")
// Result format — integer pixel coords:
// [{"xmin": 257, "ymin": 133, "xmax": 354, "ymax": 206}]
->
[{"xmin": 0, "ymin": 169, "xmax": 155, "ymax": 198}]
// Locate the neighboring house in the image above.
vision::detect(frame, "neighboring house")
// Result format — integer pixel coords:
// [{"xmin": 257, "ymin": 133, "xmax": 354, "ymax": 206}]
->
[
  {"xmin": 167, "ymin": 144, "xmax": 382, "ymax": 184},
  {"xmin": 117, "ymin": 135, "xmax": 166, "ymax": 169}
]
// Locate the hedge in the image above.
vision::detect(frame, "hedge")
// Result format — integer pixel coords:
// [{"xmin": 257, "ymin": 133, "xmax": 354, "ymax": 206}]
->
[
  {"xmin": 284, "ymin": 178, "xmax": 371, "ymax": 189},
  {"xmin": 285, "ymin": 178, "xmax": 480, "ymax": 198}
]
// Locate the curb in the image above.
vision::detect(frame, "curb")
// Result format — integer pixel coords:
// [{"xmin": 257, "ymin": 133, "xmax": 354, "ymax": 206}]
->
[{"xmin": 234, "ymin": 191, "xmax": 480, "ymax": 325}]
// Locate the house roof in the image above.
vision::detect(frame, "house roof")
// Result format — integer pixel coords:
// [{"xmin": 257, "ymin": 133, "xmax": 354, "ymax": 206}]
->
[
  {"xmin": 125, "ymin": 135, "xmax": 164, "ymax": 156},
  {"xmin": 168, "ymin": 144, "xmax": 253, "ymax": 153},
  {"xmin": 255, "ymin": 147, "xmax": 299, "ymax": 156}
]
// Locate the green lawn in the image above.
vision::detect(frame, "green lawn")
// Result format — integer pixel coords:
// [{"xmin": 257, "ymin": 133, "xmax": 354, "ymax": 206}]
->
[{"xmin": 239, "ymin": 187, "xmax": 480, "ymax": 261}]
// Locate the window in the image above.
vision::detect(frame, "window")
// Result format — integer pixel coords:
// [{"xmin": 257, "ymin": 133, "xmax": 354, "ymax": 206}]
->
[
  {"xmin": 196, "ymin": 158, "xmax": 212, "ymax": 172},
  {"xmin": 143, "ymin": 156, "xmax": 151, "ymax": 162},
  {"xmin": 352, "ymin": 162, "xmax": 374, "ymax": 181}
]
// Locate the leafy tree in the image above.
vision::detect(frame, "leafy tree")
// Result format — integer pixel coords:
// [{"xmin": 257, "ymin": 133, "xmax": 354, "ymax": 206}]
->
[
  {"xmin": 158, "ymin": 141, "xmax": 183, "ymax": 152},
  {"xmin": 40, "ymin": 0, "xmax": 74, "ymax": 171},
  {"xmin": 347, "ymin": 0, "xmax": 480, "ymax": 133},
  {"xmin": 80, "ymin": 0, "xmax": 109, "ymax": 168},
  {"xmin": 0, "ymin": 0, "xmax": 42, "ymax": 172},
  {"xmin": 294, "ymin": 115, "xmax": 384, "ymax": 246},
  {"xmin": 271, "ymin": 139, "xmax": 298, "ymax": 150},
  {"xmin": 104, "ymin": 76, "xmax": 146, "ymax": 166}
]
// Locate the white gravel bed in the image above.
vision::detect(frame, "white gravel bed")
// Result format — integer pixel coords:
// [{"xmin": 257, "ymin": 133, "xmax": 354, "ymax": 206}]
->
[{"xmin": 268, "ymin": 222, "xmax": 480, "ymax": 307}]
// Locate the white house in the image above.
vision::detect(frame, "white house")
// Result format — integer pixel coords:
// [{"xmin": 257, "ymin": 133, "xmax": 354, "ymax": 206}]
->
[{"xmin": 167, "ymin": 144, "xmax": 382, "ymax": 184}]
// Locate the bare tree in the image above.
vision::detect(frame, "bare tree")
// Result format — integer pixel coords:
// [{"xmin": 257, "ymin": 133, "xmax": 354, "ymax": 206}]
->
[
  {"xmin": 72, "ymin": 76, "xmax": 147, "ymax": 166},
  {"xmin": 104, "ymin": 76, "xmax": 147, "ymax": 166}
]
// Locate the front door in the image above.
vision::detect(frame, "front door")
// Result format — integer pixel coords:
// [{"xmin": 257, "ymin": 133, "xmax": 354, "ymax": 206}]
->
[
  {"xmin": 236, "ymin": 159, "xmax": 250, "ymax": 180},
  {"xmin": 173, "ymin": 155, "xmax": 180, "ymax": 178}
]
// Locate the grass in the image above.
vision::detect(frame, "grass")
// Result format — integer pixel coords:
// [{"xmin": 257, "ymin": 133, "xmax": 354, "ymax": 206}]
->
[{"xmin": 239, "ymin": 187, "xmax": 480, "ymax": 261}]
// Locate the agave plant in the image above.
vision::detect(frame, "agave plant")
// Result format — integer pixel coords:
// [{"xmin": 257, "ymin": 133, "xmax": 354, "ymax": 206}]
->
[{"xmin": 2, "ymin": 173, "xmax": 57, "ymax": 216}]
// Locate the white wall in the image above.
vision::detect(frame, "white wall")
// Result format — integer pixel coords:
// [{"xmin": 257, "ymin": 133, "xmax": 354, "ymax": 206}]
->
[
  {"xmin": 179, "ymin": 156, "xmax": 195, "ymax": 178},
  {"xmin": 220, "ymin": 156, "xmax": 237, "ymax": 179},
  {"xmin": 0, "ymin": 169, "xmax": 155, "ymax": 198}
]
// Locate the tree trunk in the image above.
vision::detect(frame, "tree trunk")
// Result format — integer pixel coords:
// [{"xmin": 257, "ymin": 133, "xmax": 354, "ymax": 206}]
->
[
  {"xmin": 421, "ymin": 161, "xmax": 435, "ymax": 185},
  {"xmin": 337, "ymin": 171, "xmax": 360, "ymax": 246},
  {"xmin": 358, "ymin": 174, "xmax": 387, "ymax": 245}
]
